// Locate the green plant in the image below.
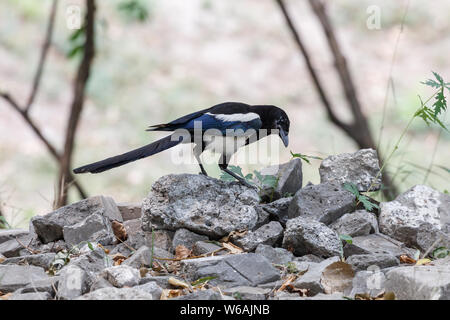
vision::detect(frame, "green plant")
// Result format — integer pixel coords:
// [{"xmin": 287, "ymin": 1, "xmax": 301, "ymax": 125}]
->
[
  {"xmin": 432, "ymin": 247, "xmax": 449, "ymax": 259},
  {"xmin": 117, "ymin": 0, "xmax": 149, "ymax": 22},
  {"xmin": 0, "ymin": 216, "xmax": 11, "ymax": 229},
  {"xmin": 290, "ymin": 151, "xmax": 323, "ymax": 164},
  {"xmin": 219, "ymin": 165, "xmax": 279, "ymax": 201},
  {"xmin": 365, "ymin": 72, "xmax": 449, "ymax": 198},
  {"xmin": 343, "ymin": 182, "xmax": 379, "ymax": 212}
]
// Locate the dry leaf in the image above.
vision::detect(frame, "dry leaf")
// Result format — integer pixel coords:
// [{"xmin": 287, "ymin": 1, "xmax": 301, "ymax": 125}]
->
[
  {"xmin": 140, "ymin": 267, "xmax": 148, "ymax": 278},
  {"xmin": 0, "ymin": 255, "xmax": 6, "ymax": 264},
  {"xmin": 320, "ymin": 261, "xmax": 355, "ymax": 294},
  {"xmin": 160, "ymin": 289, "xmax": 184, "ymax": 300},
  {"xmin": 220, "ymin": 229, "xmax": 248, "ymax": 242},
  {"xmin": 112, "ymin": 220, "xmax": 128, "ymax": 242},
  {"xmin": 416, "ymin": 258, "xmax": 432, "ymax": 266},
  {"xmin": 168, "ymin": 276, "xmax": 191, "ymax": 290},
  {"xmin": 399, "ymin": 254, "xmax": 416, "ymax": 264},
  {"xmin": 276, "ymin": 274, "xmax": 297, "ymax": 293},
  {"xmin": 357, "ymin": 291, "xmax": 396, "ymax": 300},
  {"xmin": 222, "ymin": 242, "xmax": 244, "ymax": 254},
  {"xmin": 0, "ymin": 293, "xmax": 12, "ymax": 300},
  {"xmin": 175, "ymin": 245, "xmax": 192, "ymax": 260}
]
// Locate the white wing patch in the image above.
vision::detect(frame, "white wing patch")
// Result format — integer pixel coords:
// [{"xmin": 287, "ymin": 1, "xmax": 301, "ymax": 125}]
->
[{"xmin": 206, "ymin": 112, "xmax": 260, "ymax": 122}]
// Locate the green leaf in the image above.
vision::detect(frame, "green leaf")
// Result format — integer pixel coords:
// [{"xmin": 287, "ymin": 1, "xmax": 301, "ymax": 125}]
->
[
  {"xmin": 432, "ymin": 247, "xmax": 449, "ymax": 259},
  {"xmin": 87, "ymin": 242, "xmax": 94, "ymax": 251},
  {"xmin": 118, "ymin": 0, "xmax": 149, "ymax": 22},
  {"xmin": 343, "ymin": 182, "xmax": 359, "ymax": 196},
  {"xmin": 290, "ymin": 151, "xmax": 323, "ymax": 164},
  {"xmin": 191, "ymin": 276, "xmax": 218, "ymax": 286},
  {"xmin": 339, "ymin": 234, "xmax": 353, "ymax": 244},
  {"xmin": 433, "ymin": 71, "xmax": 444, "ymax": 85}
]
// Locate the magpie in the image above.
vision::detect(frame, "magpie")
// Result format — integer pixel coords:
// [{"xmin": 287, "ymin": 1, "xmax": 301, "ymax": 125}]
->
[{"xmin": 73, "ymin": 102, "xmax": 290, "ymax": 187}]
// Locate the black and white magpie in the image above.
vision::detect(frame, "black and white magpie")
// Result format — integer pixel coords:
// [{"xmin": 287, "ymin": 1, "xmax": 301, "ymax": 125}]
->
[{"xmin": 73, "ymin": 102, "xmax": 290, "ymax": 187}]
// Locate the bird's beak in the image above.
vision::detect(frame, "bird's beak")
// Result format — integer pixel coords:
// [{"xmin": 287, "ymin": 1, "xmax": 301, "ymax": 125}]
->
[{"xmin": 278, "ymin": 127, "xmax": 289, "ymax": 147}]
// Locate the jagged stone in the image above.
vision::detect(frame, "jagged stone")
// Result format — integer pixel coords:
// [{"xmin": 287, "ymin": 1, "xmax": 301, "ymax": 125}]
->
[
  {"xmin": 117, "ymin": 202, "xmax": 142, "ymax": 221},
  {"xmin": 259, "ymin": 158, "xmax": 302, "ymax": 201},
  {"xmin": 0, "ymin": 265, "xmax": 49, "ymax": 293},
  {"xmin": 346, "ymin": 253, "xmax": 399, "ymax": 272},
  {"xmin": 141, "ymin": 174, "xmax": 260, "ymax": 238},
  {"xmin": 31, "ymin": 196, "xmax": 122, "ymax": 244},
  {"xmin": 255, "ymin": 197, "xmax": 292, "ymax": 226},
  {"xmin": 343, "ymin": 234, "xmax": 416, "ymax": 258},
  {"xmin": 319, "ymin": 149, "xmax": 381, "ymax": 192},
  {"xmin": 172, "ymin": 228, "xmax": 209, "ymax": 251},
  {"xmin": 76, "ymin": 287, "xmax": 154, "ymax": 300},
  {"xmin": 330, "ymin": 210, "xmax": 378, "ymax": 237},
  {"xmin": 233, "ymin": 221, "xmax": 283, "ymax": 252},
  {"xmin": 255, "ymin": 244, "xmax": 294, "ymax": 265},
  {"xmin": 379, "ymin": 185, "xmax": 450, "ymax": 249},
  {"xmin": 288, "ymin": 182, "xmax": 355, "ymax": 225},
  {"xmin": 102, "ymin": 265, "xmax": 140, "ymax": 288},
  {"xmin": 282, "ymin": 217, "xmax": 341, "ymax": 258}
]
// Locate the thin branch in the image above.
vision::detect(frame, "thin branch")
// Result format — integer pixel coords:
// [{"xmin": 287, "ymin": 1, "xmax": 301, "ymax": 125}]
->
[
  {"xmin": 57, "ymin": 0, "xmax": 96, "ymax": 207},
  {"xmin": 25, "ymin": 0, "xmax": 58, "ymax": 113},
  {"xmin": 275, "ymin": 0, "xmax": 353, "ymax": 136}
]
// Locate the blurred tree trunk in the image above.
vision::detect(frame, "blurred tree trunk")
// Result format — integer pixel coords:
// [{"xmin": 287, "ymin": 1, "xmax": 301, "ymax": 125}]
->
[
  {"xmin": 276, "ymin": 0, "xmax": 397, "ymax": 199},
  {"xmin": 56, "ymin": 0, "xmax": 96, "ymax": 208},
  {"xmin": 0, "ymin": 0, "xmax": 88, "ymax": 206}
]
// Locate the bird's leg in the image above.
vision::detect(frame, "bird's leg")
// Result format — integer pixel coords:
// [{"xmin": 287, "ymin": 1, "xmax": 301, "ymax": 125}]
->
[
  {"xmin": 193, "ymin": 144, "xmax": 208, "ymax": 176},
  {"xmin": 218, "ymin": 154, "xmax": 255, "ymax": 189}
]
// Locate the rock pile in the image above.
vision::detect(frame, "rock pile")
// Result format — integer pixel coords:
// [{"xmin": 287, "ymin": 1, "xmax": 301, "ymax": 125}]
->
[{"xmin": 1, "ymin": 148, "xmax": 449, "ymax": 300}]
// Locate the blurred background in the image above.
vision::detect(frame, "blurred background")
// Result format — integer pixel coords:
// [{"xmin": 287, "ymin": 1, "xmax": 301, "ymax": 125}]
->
[{"xmin": 0, "ymin": 0, "xmax": 449, "ymax": 228}]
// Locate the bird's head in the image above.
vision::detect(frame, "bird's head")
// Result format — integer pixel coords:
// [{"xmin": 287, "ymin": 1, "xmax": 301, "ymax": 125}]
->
[{"xmin": 252, "ymin": 105, "xmax": 290, "ymax": 147}]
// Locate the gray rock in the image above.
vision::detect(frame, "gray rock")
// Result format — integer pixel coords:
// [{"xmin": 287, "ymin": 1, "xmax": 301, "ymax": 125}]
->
[
  {"xmin": 144, "ymin": 229, "xmax": 174, "ymax": 252},
  {"xmin": 9, "ymin": 292, "xmax": 52, "ymax": 300},
  {"xmin": 122, "ymin": 246, "xmax": 153, "ymax": 268},
  {"xmin": 255, "ymin": 244, "xmax": 294, "ymax": 265},
  {"xmin": 288, "ymin": 182, "xmax": 355, "ymax": 225},
  {"xmin": 1, "ymin": 252, "xmax": 56, "ymax": 269},
  {"xmin": 282, "ymin": 217, "xmax": 341, "ymax": 258},
  {"xmin": 384, "ymin": 259, "xmax": 450, "ymax": 300},
  {"xmin": 0, "ymin": 234, "xmax": 33, "ymax": 258},
  {"xmin": 141, "ymin": 174, "xmax": 260, "ymax": 238},
  {"xmin": 346, "ymin": 253, "xmax": 399, "ymax": 272},
  {"xmin": 102, "ymin": 265, "xmax": 140, "ymax": 288},
  {"xmin": 0, "ymin": 265, "xmax": 49, "ymax": 293},
  {"xmin": 20, "ymin": 276, "xmax": 59, "ymax": 295},
  {"xmin": 319, "ymin": 149, "xmax": 381, "ymax": 192},
  {"xmin": 256, "ymin": 197, "xmax": 292, "ymax": 226},
  {"xmin": 379, "ymin": 185, "xmax": 450, "ymax": 249},
  {"xmin": 347, "ymin": 269, "xmax": 387, "ymax": 298},
  {"xmin": 343, "ymin": 233, "xmax": 416, "ymax": 259},
  {"xmin": 180, "ymin": 253, "xmax": 280, "ymax": 288},
  {"xmin": 89, "ymin": 275, "xmax": 114, "ymax": 292},
  {"xmin": 31, "ymin": 195, "xmax": 122, "ymax": 244},
  {"xmin": 271, "ymin": 292, "xmax": 344, "ymax": 300},
  {"xmin": 63, "ymin": 213, "xmax": 115, "ymax": 247},
  {"xmin": 0, "ymin": 229, "xmax": 28, "ymax": 245},
  {"xmin": 57, "ymin": 265, "xmax": 89, "ymax": 300},
  {"xmin": 234, "ymin": 221, "xmax": 284, "ymax": 252},
  {"xmin": 330, "ymin": 210, "xmax": 378, "ymax": 237},
  {"xmin": 133, "ymin": 281, "xmax": 163, "ymax": 300},
  {"xmin": 416, "ymin": 222, "xmax": 450, "ymax": 253},
  {"xmin": 292, "ymin": 257, "xmax": 340, "ymax": 295},
  {"xmin": 223, "ymin": 286, "xmax": 270, "ymax": 300},
  {"xmin": 139, "ymin": 275, "xmax": 184, "ymax": 288},
  {"xmin": 76, "ymin": 287, "xmax": 154, "ymax": 300},
  {"xmin": 259, "ymin": 158, "xmax": 302, "ymax": 201},
  {"xmin": 192, "ymin": 241, "xmax": 224, "ymax": 256},
  {"xmin": 172, "ymin": 228, "xmax": 208, "ymax": 251},
  {"xmin": 171, "ymin": 289, "xmax": 224, "ymax": 300},
  {"xmin": 117, "ymin": 202, "xmax": 142, "ymax": 221},
  {"xmin": 293, "ymin": 254, "xmax": 324, "ymax": 263},
  {"xmin": 123, "ymin": 218, "xmax": 144, "ymax": 248}
]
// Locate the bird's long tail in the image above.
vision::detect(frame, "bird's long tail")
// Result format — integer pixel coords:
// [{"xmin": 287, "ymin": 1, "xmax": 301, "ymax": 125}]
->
[{"xmin": 73, "ymin": 134, "xmax": 182, "ymax": 174}]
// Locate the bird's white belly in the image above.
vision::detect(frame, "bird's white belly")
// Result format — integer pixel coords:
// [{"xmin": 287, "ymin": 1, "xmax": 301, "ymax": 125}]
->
[{"xmin": 204, "ymin": 135, "xmax": 248, "ymax": 156}]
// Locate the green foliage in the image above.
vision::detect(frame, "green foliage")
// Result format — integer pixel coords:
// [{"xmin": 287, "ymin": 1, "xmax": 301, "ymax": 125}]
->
[
  {"xmin": 0, "ymin": 215, "xmax": 11, "ymax": 229},
  {"xmin": 339, "ymin": 234, "xmax": 353, "ymax": 244},
  {"xmin": 290, "ymin": 151, "xmax": 323, "ymax": 164},
  {"xmin": 67, "ymin": 26, "xmax": 86, "ymax": 59},
  {"xmin": 219, "ymin": 165, "xmax": 278, "ymax": 191},
  {"xmin": 117, "ymin": 0, "xmax": 149, "ymax": 22},
  {"xmin": 432, "ymin": 247, "xmax": 449, "ymax": 259},
  {"xmin": 416, "ymin": 72, "xmax": 449, "ymax": 131},
  {"xmin": 343, "ymin": 182, "xmax": 380, "ymax": 212},
  {"xmin": 285, "ymin": 261, "xmax": 299, "ymax": 274},
  {"xmin": 191, "ymin": 276, "xmax": 218, "ymax": 286}
]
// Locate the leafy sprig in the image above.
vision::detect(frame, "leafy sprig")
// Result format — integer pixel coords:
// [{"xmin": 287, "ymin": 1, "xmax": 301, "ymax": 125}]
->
[
  {"xmin": 290, "ymin": 151, "xmax": 323, "ymax": 164},
  {"xmin": 343, "ymin": 182, "xmax": 379, "ymax": 212}
]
